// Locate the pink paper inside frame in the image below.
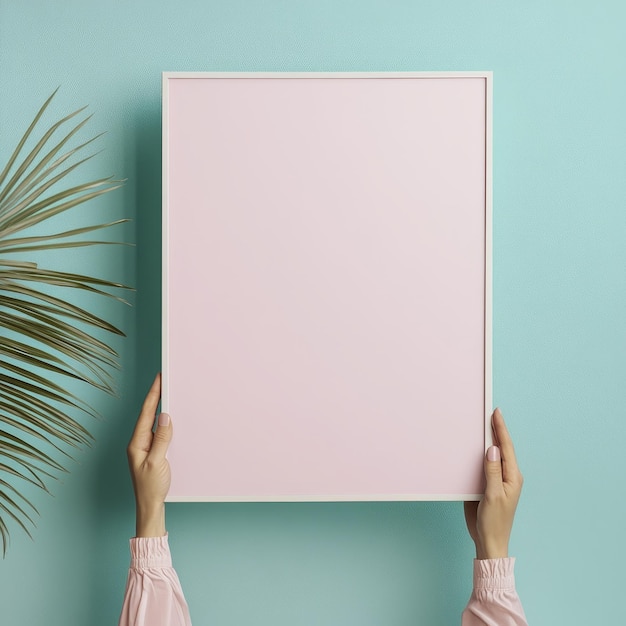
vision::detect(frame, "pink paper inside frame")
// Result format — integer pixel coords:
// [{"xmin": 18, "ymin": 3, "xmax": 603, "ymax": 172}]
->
[{"xmin": 163, "ymin": 73, "xmax": 491, "ymax": 501}]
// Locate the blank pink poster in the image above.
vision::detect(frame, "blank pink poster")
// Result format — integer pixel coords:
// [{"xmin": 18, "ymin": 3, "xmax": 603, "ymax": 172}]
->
[{"xmin": 163, "ymin": 73, "xmax": 491, "ymax": 501}]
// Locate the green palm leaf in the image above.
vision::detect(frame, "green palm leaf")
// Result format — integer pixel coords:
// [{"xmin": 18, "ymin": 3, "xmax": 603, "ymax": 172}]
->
[{"xmin": 0, "ymin": 90, "xmax": 129, "ymax": 555}]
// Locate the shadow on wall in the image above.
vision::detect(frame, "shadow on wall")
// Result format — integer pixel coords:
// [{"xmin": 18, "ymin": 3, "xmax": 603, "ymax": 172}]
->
[
  {"xmin": 134, "ymin": 103, "xmax": 164, "ymax": 383},
  {"xmin": 168, "ymin": 500, "xmax": 473, "ymax": 625},
  {"xmin": 89, "ymin": 102, "xmax": 163, "ymax": 624}
]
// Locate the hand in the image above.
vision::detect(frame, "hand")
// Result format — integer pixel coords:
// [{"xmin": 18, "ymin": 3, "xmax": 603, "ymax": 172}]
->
[
  {"xmin": 127, "ymin": 373, "xmax": 173, "ymax": 537},
  {"xmin": 464, "ymin": 408, "xmax": 523, "ymax": 560}
]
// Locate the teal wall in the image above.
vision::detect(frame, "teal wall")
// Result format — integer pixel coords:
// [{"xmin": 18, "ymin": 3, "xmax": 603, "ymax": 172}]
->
[{"xmin": 1, "ymin": 2, "xmax": 625, "ymax": 624}]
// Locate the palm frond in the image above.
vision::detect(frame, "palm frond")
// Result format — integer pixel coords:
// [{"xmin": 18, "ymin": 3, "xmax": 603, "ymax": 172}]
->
[
  {"xmin": 0, "ymin": 88, "xmax": 59, "ymax": 189},
  {"xmin": 0, "ymin": 89, "xmax": 128, "ymax": 555}
]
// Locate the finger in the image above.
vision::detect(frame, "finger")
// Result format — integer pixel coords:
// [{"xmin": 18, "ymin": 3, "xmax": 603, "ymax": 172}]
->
[
  {"xmin": 491, "ymin": 414, "xmax": 500, "ymax": 447},
  {"xmin": 147, "ymin": 413, "xmax": 173, "ymax": 463},
  {"xmin": 492, "ymin": 408, "xmax": 520, "ymax": 481},
  {"xmin": 129, "ymin": 373, "xmax": 161, "ymax": 447},
  {"xmin": 484, "ymin": 445, "xmax": 504, "ymax": 498}
]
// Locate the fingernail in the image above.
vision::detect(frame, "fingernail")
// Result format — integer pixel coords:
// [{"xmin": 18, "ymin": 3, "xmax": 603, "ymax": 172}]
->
[
  {"xmin": 487, "ymin": 445, "xmax": 501, "ymax": 462},
  {"xmin": 158, "ymin": 413, "xmax": 170, "ymax": 427}
]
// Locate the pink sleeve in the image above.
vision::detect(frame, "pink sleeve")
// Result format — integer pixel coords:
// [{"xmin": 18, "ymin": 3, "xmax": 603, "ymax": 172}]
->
[
  {"xmin": 118, "ymin": 535, "xmax": 192, "ymax": 626},
  {"xmin": 461, "ymin": 558, "xmax": 528, "ymax": 626}
]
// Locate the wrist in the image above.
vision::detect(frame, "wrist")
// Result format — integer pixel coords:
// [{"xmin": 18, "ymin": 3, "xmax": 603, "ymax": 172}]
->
[
  {"xmin": 135, "ymin": 502, "xmax": 166, "ymax": 537},
  {"xmin": 475, "ymin": 541, "xmax": 508, "ymax": 560}
]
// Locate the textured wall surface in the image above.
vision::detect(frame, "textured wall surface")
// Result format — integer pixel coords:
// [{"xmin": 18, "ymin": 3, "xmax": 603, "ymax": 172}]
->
[{"xmin": 1, "ymin": 2, "xmax": 625, "ymax": 624}]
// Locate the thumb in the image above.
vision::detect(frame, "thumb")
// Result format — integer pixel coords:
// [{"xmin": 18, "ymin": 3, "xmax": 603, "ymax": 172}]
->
[
  {"xmin": 148, "ymin": 413, "xmax": 173, "ymax": 463},
  {"xmin": 484, "ymin": 445, "xmax": 503, "ymax": 496}
]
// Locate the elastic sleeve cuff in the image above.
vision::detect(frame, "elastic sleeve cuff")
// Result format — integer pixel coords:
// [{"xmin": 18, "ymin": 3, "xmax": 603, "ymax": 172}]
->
[
  {"xmin": 473, "ymin": 557, "xmax": 516, "ymax": 591},
  {"xmin": 129, "ymin": 534, "xmax": 173, "ymax": 569}
]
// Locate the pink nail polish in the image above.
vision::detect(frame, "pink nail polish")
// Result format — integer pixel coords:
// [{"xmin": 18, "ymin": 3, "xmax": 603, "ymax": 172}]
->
[
  {"xmin": 487, "ymin": 445, "xmax": 500, "ymax": 462},
  {"xmin": 158, "ymin": 413, "xmax": 170, "ymax": 427}
]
